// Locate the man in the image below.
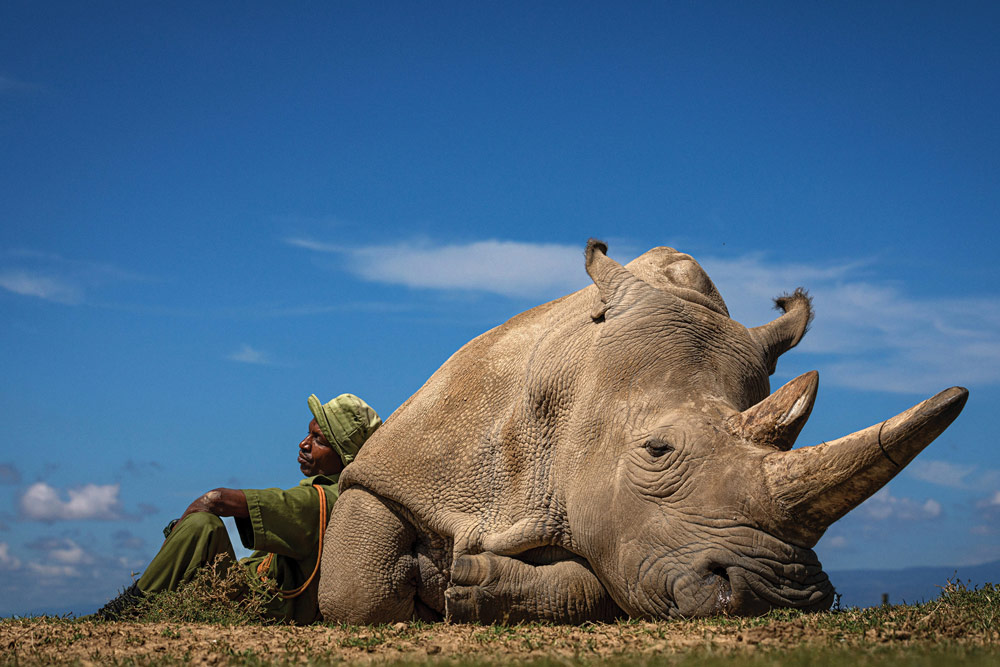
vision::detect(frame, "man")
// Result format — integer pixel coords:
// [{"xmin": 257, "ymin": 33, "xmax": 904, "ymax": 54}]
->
[{"xmin": 96, "ymin": 393, "xmax": 381, "ymax": 623}]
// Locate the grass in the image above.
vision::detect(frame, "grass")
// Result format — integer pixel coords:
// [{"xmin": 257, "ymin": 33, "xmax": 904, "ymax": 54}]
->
[
  {"xmin": 457, "ymin": 646, "xmax": 1000, "ymax": 666},
  {"xmin": 126, "ymin": 553, "xmax": 280, "ymax": 625},
  {"xmin": 0, "ymin": 580, "xmax": 995, "ymax": 666},
  {"xmin": 684, "ymin": 579, "xmax": 999, "ymax": 641}
]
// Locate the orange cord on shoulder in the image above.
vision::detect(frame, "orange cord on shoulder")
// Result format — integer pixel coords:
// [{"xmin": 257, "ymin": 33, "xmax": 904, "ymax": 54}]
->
[{"xmin": 255, "ymin": 483, "xmax": 327, "ymax": 600}]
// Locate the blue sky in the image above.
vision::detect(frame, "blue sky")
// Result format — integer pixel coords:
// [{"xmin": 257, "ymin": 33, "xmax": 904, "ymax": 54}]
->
[{"xmin": 1, "ymin": 1, "xmax": 998, "ymax": 617}]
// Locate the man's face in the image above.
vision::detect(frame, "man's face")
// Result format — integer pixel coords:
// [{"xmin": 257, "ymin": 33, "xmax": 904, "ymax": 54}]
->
[{"xmin": 298, "ymin": 418, "xmax": 342, "ymax": 476}]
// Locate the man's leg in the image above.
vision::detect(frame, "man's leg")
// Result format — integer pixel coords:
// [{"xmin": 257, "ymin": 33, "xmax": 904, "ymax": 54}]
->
[{"xmin": 137, "ymin": 512, "xmax": 237, "ymax": 593}]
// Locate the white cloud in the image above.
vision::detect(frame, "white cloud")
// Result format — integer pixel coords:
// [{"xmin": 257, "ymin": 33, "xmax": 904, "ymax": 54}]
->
[
  {"xmin": 26, "ymin": 538, "xmax": 97, "ymax": 567},
  {"xmin": 968, "ymin": 490, "xmax": 1000, "ymax": 534},
  {"xmin": 290, "ymin": 237, "xmax": 1000, "ymax": 392},
  {"xmin": 0, "ymin": 542, "xmax": 21, "ymax": 571},
  {"xmin": 0, "ymin": 250, "xmax": 146, "ymax": 305},
  {"xmin": 118, "ymin": 555, "xmax": 146, "ymax": 569},
  {"xmin": 700, "ymin": 254, "xmax": 1000, "ymax": 394},
  {"xmin": 288, "ymin": 238, "xmax": 587, "ymax": 299},
  {"xmin": 0, "ymin": 270, "xmax": 82, "ymax": 304},
  {"xmin": 859, "ymin": 488, "xmax": 942, "ymax": 521},
  {"xmin": 907, "ymin": 461, "xmax": 1000, "ymax": 491},
  {"xmin": 47, "ymin": 539, "xmax": 93, "ymax": 565},
  {"xmin": 19, "ymin": 482, "xmax": 123, "ymax": 521},
  {"xmin": 228, "ymin": 344, "xmax": 270, "ymax": 365},
  {"xmin": 27, "ymin": 562, "xmax": 80, "ymax": 578},
  {"xmin": 907, "ymin": 460, "xmax": 978, "ymax": 489},
  {"xmin": 285, "ymin": 237, "xmax": 340, "ymax": 253},
  {"xmin": 826, "ymin": 535, "xmax": 849, "ymax": 549}
]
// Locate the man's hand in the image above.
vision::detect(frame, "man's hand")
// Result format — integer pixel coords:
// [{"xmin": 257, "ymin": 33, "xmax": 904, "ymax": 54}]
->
[{"xmin": 172, "ymin": 488, "xmax": 249, "ymax": 532}]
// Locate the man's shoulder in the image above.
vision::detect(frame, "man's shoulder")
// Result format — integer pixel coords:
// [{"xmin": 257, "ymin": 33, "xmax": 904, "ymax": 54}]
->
[{"xmin": 298, "ymin": 473, "xmax": 339, "ymax": 488}]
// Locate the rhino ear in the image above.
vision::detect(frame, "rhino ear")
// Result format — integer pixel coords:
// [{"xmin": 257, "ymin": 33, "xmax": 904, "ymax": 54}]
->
[
  {"xmin": 731, "ymin": 371, "xmax": 818, "ymax": 451},
  {"xmin": 749, "ymin": 289, "xmax": 813, "ymax": 375},
  {"xmin": 585, "ymin": 239, "xmax": 641, "ymax": 320}
]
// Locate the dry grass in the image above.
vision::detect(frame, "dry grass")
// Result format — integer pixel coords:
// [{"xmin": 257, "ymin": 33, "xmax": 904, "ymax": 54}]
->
[
  {"xmin": 2, "ymin": 581, "xmax": 996, "ymax": 666},
  {"xmin": 125, "ymin": 554, "xmax": 280, "ymax": 625}
]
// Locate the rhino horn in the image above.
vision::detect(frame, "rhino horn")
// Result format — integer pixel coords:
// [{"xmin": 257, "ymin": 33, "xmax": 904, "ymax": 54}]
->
[
  {"xmin": 731, "ymin": 371, "xmax": 818, "ymax": 451},
  {"xmin": 749, "ymin": 289, "xmax": 813, "ymax": 374},
  {"xmin": 764, "ymin": 386, "xmax": 969, "ymax": 547},
  {"xmin": 585, "ymin": 238, "xmax": 646, "ymax": 319}
]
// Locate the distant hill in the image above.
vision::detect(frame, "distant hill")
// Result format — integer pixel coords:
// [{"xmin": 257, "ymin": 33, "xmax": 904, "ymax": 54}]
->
[{"xmin": 827, "ymin": 559, "xmax": 1000, "ymax": 608}]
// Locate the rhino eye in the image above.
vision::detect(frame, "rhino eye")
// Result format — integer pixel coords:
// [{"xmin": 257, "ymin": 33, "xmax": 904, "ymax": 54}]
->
[{"xmin": 644, "ymin": 440, "xmax": 674, "ymax": 456}]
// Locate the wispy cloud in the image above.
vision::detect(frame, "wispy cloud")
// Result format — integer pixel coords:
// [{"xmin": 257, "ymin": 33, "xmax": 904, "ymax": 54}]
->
[
  {"xmin": 19, "ymin": 482, "xmax": 123, "ymax": 521},
  {"xmin": 28, "ymin": 562, "xmax": 82, "ymax": 578},
  {"xmin": 0, "ymin": 543, "xmax": 21, "ymax": 571},
  {"xmin": 0, "ymin": 250, "xmax": 146, "ymax": 305},
  {"xmin": 228, "ymin": 344, "xmax": 270, "ymax": 365},
  {"xmin": 285, "ymin": 237, "xmax": 341, "ymax": 253},
  {"xmin": 858, "ymin": 488, "xmax": 942, "ymax": 521},
  {"xmin": 907, "ymin": 461, "xmax": 1000, "ymax": 491},
  {"xmin": 700, "ymin": 254, "xmax": 1000, "ymax": 393},
  {"xmin": 972, "ymin": 490, "xmax": 1000, "ymax": 535},
  {"xmin": 287, "ymin": 237, "xmax": 587, "ymax": 299},
  {"xmin": 0, "ymin": 270, "xmax": 83, "ymax": 304},
  {"xmin": 907, "ymin": 460, "xmax": 978, "ymax": 489},
  {"xmin": 27, "ymin": 538, "xmax": 94, "ymax": 565},
  {"xmin": 825, "ymin": 535, "xmax": 849, "ymax": 549},
  {"xmin": 288, "ymin": 237, "xmax": 1000, "ymax": 393}
]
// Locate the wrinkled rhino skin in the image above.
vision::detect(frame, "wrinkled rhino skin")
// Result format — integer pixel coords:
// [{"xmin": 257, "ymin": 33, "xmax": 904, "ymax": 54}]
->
[{"xmin": 318, "ymin": 241, "xmax": 968, "ymax": 623}]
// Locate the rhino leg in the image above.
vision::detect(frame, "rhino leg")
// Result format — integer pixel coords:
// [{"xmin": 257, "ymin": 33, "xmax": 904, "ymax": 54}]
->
[
  {"xmin": 318, "ymin": 486, "xmax": 421, "ymax": 624},
  {"xmin": 446, "ymin": 552, "xmax": 623, "ymax": 624}
]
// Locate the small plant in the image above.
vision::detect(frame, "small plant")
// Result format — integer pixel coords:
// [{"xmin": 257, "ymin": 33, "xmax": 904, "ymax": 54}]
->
[
  {"xmin": 471, "ymin": 624, "xmax": 515, "ymax": 644},
  {"xmin": 130, "ymin": 554, "xmax": 279, "ymax": 625},
  {"xmin": 338, "ymin": 633, "xmax": 386, "ymax": 650}
]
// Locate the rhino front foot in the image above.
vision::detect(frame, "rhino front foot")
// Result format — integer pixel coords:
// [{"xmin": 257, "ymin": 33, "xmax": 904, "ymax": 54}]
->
[
  {"xmin": 445, "ymin": 552, "xmax": 623, "ymax": 624},
  {"xmin": 318, "ymin": 486, "xmax": 421, "ymax": 624}
]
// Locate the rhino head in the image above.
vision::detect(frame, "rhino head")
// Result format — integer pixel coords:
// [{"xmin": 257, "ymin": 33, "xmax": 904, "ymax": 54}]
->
[{"xmin": 559, "ymin": 240, "xmax": 967, "ymax": 618}]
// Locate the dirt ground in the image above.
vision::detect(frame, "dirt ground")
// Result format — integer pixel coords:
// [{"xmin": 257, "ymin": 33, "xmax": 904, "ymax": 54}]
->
[{"xmin": 3, "ymin": 611, "xmax": 999, "ymax": 666}]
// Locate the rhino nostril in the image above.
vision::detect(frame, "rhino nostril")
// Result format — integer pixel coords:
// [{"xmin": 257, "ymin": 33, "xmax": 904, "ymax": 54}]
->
[{"xmin": 709, "ymin": 567, "xmax": 733, "ymax": 613}]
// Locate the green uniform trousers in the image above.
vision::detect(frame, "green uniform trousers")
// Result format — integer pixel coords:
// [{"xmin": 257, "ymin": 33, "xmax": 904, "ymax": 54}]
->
[
  {"xmin": 136, "ymin": 474, "xmax": 338, "ymax": 624},
  {"xmin": 137, "ymin": 512, "xmax": 237, "ymax": 594}
]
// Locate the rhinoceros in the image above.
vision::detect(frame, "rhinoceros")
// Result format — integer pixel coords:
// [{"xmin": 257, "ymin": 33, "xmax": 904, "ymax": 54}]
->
[{"xmin": 318, "ymin": 240, "xmax": 967, "ymax": 623}]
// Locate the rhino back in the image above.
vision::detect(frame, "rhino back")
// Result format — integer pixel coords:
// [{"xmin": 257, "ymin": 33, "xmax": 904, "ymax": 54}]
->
[{"xmin": 340, "ymin": 288, "xmax": 592, "ymax": 541}]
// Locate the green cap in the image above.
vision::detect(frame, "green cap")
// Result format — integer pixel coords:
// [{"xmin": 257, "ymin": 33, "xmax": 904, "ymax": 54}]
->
[{"xmin": 307, "ymin": 393, "xmax": 382, "ymax": 465}]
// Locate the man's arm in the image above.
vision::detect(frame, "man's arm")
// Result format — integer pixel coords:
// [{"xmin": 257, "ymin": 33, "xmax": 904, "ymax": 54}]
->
[{"xmin": 173, "ymin": 488, "xmax": 248, "ymax": 530}]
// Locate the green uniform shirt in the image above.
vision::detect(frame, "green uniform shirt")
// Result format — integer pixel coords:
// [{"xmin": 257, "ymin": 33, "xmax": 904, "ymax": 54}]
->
[{"xmin": 235, "ymin": 473, "xmax": 339, "ymax": 624}]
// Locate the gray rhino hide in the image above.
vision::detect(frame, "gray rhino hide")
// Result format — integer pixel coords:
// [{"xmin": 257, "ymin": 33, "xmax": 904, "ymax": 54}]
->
[{"xmin": 318, "ymin": 241, "xmax": 967, "ymax": 623}]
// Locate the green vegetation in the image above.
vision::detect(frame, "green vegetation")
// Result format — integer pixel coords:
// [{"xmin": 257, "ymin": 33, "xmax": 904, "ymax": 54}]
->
[
  {"xmin": 685, "ymin": 579, "xmax": 998, "ymax": 640},
  {"xmin": 127, "ymin": 554, "xmax": 279, "ymax": 625}
]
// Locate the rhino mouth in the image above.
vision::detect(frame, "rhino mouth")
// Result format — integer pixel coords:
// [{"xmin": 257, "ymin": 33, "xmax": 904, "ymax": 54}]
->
[
  {"xmin": 684, "ymin": 556, "xmax": 834, "ymax": 617},
  {"xmin": 655, "ymin": 542, "xmax": 834, "ymax": 618},
  {"xmin": 720, "ymin": 565, "xmax": 831, "ymax": 616}
]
